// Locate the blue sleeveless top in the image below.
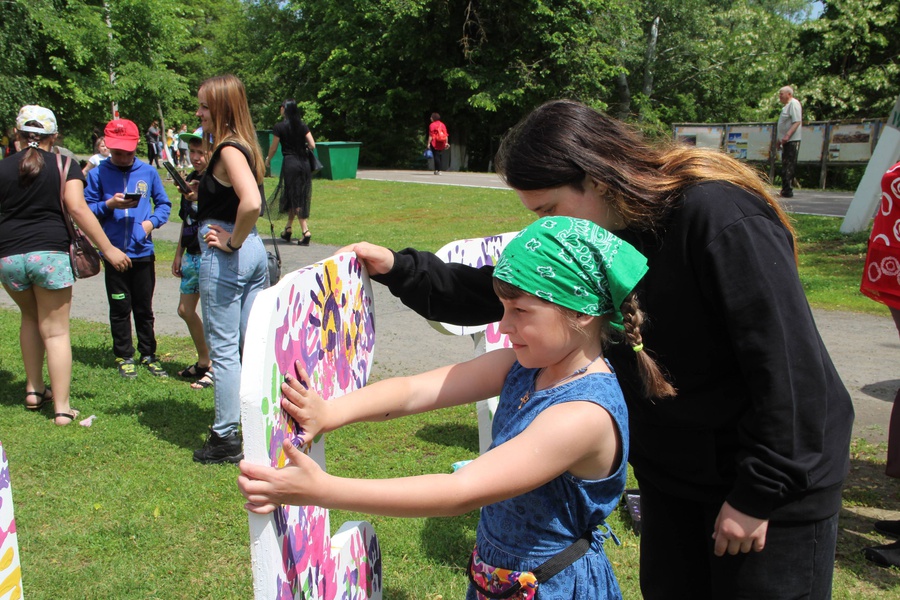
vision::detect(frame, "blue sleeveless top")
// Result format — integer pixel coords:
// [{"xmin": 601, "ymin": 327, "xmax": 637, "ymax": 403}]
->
[{"xmin": 466, "ymin": 361, "xmax": 628, "ymax": 600}]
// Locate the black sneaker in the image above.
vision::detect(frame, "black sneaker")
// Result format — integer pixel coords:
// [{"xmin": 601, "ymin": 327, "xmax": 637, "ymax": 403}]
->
[
  {"xmin": 116, "ymin": 357, "xmax": 137, "ymax": 379},
  {"xmin": 875, "ymin": 519, "xmax": 900, "ymax": 538},
  {"xmin": 864, "ymin": 540, "xmax": 900, "ymax": 568},
  {"xmin": 140, "ymin": 355, "xmax": 168, "ymax": 377},
  {"xmin": 193, "ymin": 429, "xmax": 243, "ymax": 464}
]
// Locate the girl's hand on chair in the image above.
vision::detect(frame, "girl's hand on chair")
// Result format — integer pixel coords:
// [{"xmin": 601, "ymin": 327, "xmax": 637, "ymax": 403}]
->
[
  {"xmin": 237, "ymin": 442, "xmax": 324, "ymax": 513},
  {"xmin": 281, "ymin": 361, "xmax": 330, "ymax": 443}
]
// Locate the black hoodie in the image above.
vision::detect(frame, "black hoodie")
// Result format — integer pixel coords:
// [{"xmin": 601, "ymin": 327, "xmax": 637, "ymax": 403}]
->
[{"xmin": 375, "ymin": 180, "xmax": 853, "ymax": 522}]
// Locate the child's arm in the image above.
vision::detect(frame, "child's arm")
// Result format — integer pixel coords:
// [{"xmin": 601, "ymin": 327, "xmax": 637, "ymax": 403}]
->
[
  {"xmin": 278, "ymin": 349, "xmax": 517, "ymax": 444},
  {"xmin": 172, "ymin": 237, "xmax": 184, "ymax": 277},
  {"xmin": 172, "ymin": 197, "xmax": 187, "ymax": 276},
  {"xmin": 83, "ymin": 170, "xmax": 109, "ymax": 218},
  {"xmin": 238, "ymin": 396, "xmax": 618, "ymax": 517},
  {"xmin": 143, "ymin": 172, "xmax": 171, "ymax": 235},
  {"xmin": 65, "ymin": 179, "xmax": 132, "ymax": 272}
]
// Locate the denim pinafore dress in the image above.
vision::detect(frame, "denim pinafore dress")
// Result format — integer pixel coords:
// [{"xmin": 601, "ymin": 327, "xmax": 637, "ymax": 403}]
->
[{"xmin": 466, "ymin": 361, "xmax": 628, "ymax": 600}]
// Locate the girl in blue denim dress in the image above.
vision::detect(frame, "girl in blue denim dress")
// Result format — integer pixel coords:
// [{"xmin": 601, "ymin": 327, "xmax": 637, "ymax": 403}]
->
[{"xmin": 238, "ymin": 217, "xmax": 676, "ymax": 598}]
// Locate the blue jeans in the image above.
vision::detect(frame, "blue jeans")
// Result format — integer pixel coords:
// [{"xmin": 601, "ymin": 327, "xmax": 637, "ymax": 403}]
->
[{"xmin": 199, "ymin": 220, "xmax": 268, "ymax": 437}]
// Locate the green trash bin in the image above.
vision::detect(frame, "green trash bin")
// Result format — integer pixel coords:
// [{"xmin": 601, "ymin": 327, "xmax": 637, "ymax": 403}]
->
[
  {"xmin": 317, "ymin": 141, "xmax": 362, "ymax": 180},
  {"xmin": 257, "ymin": 130, "xmax": 284, "ymax": 177}
]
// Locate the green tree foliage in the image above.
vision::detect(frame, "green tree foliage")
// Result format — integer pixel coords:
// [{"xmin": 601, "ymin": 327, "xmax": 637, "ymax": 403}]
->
[
  {"xmin": 0, "ymin": 0, "xmax": 106, "ymax": 149},
  {"xmin": 448, "ymin": 0, "xmax": 627, "ymax": 167},
  {"xmin": 3, "ymin": 0, "xmax": 897, "ymax": 168},
  {"xmin": 0, "ymin": 2, "xmax": 35, "ymax": 129},
  {"xmin": 796, "ymin": 0, "xmax": 900, "ymax": 120},
  {"xmin": 1, "ymin": 0, "xmax": 223, "ymax": 152},
  {"xmin": 232, "ymin": 0, "xmax": 631, "ymax": 169},
  {"xmin": 612, "ymin": 0, "xmax": 809, "ymax": 126}
]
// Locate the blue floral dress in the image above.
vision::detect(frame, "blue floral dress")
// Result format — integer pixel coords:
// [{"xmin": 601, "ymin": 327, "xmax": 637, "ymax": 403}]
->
[{"xmin": 466, "ymin": 361, "xmax": 628, "ymax": 600}]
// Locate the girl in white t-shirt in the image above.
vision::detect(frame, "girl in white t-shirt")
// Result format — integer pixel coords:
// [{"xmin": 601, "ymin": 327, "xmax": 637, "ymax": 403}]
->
[{"xmin": 81, "ymin": 136, "xmax": 110, "ymax": 176}]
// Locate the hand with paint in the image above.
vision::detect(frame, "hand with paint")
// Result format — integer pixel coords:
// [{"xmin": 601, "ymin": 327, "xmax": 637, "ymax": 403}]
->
[
  {"xmin": 280, "ymin": 361, "xmax": 332, "ymax": 444},
  {"xmin": 238, "ymin": 440, "xmax": 327, "ymax": 514}
]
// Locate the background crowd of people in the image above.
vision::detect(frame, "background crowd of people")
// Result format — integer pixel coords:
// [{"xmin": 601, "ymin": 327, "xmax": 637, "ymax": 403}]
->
[{"xmin": 0, "ymin": 76, "xmax": 322, "ymax": 467}]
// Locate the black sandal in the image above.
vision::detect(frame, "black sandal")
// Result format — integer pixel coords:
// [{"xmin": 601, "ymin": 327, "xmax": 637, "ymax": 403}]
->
[
  {"xmin": 298, "ymin": 230, "xmax": 312, "ymax": 246},
  {"xmin": 178, "ymin": 362, "xmax": 210, "ymax": 379},
  {"xmin": 55, "ymin": 410, "xmax": 80, "ymax": 426},
  {"xmin": 25, "ymin": 387, "xmax": 52, "ymax": 411},
  {"xmin": 280, "ymin": 227, "xmax": 293, "ymax": 242},
  {"xmin": 191, "ymin": 371, "xmax": 214, "ymax": 390}
]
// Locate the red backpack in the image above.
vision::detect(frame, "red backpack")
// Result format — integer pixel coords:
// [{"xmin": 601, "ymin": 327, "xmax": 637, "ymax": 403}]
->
[{"xmin": 431, "ymin": 123, "xmax": 448, "ymax": 150}]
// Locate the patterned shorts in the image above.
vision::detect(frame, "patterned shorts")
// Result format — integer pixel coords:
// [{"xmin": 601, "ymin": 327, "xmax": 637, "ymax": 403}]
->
[
  {"xmin": 0, "ymin": 251, "xmax": 74, "ymax": 291},
  {"xmin": 180, "ymin": 252, "xmax": 202, "ymax": 295}
]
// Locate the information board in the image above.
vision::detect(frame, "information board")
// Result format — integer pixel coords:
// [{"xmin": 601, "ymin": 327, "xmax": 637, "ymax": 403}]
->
[
  {"xmin": 724, "ymin": 124, "xmax": 773, "ymax": 161},
  {"xmin": 674, "ymin": 125, "xmax": 724, "ymax": 150},
  {"xmin": 828, "ymin": 122, "xmax": 876, "ymax": 162},
  {"xmin": 797, "ymin": 122, "xmax": 827, "ymax": 163}
]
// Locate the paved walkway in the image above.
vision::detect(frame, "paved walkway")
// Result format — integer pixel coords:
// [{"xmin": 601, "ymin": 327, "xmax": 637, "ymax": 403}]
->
[
  {"xmin": 357, "ymin": 169, "xmax": 858, "ymax": 217},
  {"xmin": 1, "ymin": 172, "xmax": 894, "ymax": 446}
]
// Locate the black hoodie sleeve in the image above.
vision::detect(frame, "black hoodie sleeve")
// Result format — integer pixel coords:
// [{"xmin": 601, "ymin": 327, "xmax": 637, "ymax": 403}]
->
[
  {"xmin": 372, "ymin": 248, "xmax": 502, "ymax": 326},
  {"xmin": 696, "ymin": 206, "xmax": 852, "ymax": 519}
]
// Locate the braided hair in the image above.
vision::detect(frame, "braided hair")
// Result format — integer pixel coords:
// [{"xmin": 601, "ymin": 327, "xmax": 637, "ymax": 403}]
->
[{"xmin": 620, "ymin": 293, "xmax": 676, "ymax": 399}]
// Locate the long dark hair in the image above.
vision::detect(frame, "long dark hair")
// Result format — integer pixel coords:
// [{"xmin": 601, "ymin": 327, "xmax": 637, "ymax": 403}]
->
[
  {"xmin": 282, "ymin": 99, "xmax": 304, "ymax": 141},
  {"xmin": 495, "ymin": 100, "xmax": 795, "ymax": 258},
  {"xmin": 17, "ymin": 125, "xmax": 52, "ymax": 187}
]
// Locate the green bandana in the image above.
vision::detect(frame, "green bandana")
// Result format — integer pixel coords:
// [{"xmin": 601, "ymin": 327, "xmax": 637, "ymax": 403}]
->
[{"xmin": 494, "ymin": 217, "xmax": 648, "ymax": 329}]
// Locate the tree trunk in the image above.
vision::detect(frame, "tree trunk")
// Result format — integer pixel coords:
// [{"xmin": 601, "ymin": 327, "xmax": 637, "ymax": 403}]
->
[
  {"xmin": 615, "ymin": 39, "xmax": 631, "ymax": 120},
  {"xmin": 642, "ymin": 16, "xmax": 660, "ymax": 98},
  {"xmin": 616, "ymin": 71, "xmax": 631, "ymax": 120},
  {"xmin": 157, "ymin": 102, "xmax": 168, "ymax": 162}
]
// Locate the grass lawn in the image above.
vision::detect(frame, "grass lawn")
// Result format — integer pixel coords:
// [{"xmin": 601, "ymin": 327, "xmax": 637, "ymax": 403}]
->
[{"xmin": 1, "ymin": 178, "xmax": 898, "ymax": 598}]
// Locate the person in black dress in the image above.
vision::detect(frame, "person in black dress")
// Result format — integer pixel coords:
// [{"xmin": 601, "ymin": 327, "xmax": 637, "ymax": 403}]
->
[{"xmin": 265, "ymin": 100, "xmax": 317, "ymax": 246}]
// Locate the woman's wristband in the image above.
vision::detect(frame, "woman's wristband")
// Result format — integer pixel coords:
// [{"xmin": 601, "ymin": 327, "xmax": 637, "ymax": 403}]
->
[{"xmin": 226, "ymin": 237, "xmax": 242, "ymax": 251}]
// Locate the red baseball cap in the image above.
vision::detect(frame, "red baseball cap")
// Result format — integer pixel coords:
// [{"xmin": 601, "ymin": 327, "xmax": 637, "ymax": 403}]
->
[{"xmin": 104, "ymin": 119, "xmax": 140, "ymax": 152}]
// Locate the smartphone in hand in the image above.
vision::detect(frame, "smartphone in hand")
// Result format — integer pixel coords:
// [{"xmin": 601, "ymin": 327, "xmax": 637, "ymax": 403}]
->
[
  {"xmin": 163, "ymin": 161, "xmax": 192, "ymax": 195},
  {"xmin": 123, "ymin": 192, "xmax": 141, "ymax": 206}
]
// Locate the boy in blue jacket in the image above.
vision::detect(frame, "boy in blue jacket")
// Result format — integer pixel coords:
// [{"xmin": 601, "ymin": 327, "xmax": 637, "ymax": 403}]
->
[{"xmin": 85, "ymin": 118, "xmax": 172, "ymax": 378}]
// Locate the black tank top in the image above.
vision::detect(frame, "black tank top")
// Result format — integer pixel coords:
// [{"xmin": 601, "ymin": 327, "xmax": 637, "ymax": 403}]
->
[{"xmin": 197, "ymin": 141, "xmax": 264, "ymax": 224}]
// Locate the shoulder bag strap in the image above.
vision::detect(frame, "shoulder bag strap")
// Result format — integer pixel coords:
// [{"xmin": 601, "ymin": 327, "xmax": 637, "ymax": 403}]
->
[
  {"xmin": 262, "ymin": 187, "xmax": 281, "ymax": 267},
  {"xmin": 57, "ymin": 154, "xmax": 77, "ymax": 240},
  {"xmin": 531, "ymin": 528, "xmax": 594, "ymax": 583}
]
